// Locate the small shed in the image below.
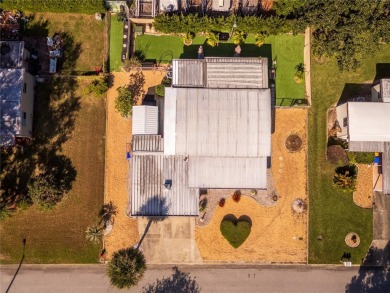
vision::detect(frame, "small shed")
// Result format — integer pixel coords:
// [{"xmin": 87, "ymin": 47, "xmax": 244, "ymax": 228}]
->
[{"xmin": 132, "ymin": 105, "xmax": 158, "ymax": 135}]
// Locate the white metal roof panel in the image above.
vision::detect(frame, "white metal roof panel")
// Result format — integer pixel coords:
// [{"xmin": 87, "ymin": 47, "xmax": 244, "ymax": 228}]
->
[
  {"xmin": 188, "ymin": 157, "xmax": 268, "ymax": 189},
  {"xmin": 132, "ymin": 106, "xmax": 158, "ymax": 135},
  {"xmin": 172, "ymin": 87, "xmax": 271, "ymax": 157},
  {"xmin": 348, "ymin": 102, "xmax": 390, "ymax": 142}
]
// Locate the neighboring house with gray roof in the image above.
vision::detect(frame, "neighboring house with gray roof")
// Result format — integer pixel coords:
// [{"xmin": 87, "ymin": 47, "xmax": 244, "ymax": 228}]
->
[
  {"xmin": 131, "ymin": 57, "xmax": 271, "ymax": 216},
  {"xmin": 336, "ymin": 79, "xmax": 390, "ymax": 195},
  {"xmin": 0, "ymin": 41, "xmax": 34, "ymax": 146}
]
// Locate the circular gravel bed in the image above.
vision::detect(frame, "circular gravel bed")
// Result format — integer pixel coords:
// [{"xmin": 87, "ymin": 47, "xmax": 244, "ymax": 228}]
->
[
  {"xmin": 285, "ymin": 134, "xmax": 303, "ymax": 152},
  {"xmin": 345, "ymin": 232, "xmax": 360, "ymax": 248}
]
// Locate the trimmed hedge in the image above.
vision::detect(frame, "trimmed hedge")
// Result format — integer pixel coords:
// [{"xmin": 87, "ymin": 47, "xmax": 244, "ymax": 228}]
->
[
  {"xmin": 347, "ymin": 152, "xmax": 375, "ymax": 165},
  {"xmin": 220, "ymin": 218, "xmax": 251, "ymax": 248},
  {"xmin": 0, "ymin": 0, "xmax": 106, "ymax": 14}
]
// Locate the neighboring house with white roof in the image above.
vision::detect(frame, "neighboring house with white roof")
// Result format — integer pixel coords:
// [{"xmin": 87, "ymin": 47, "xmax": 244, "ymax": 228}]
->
[
  {"xmin": 131, "ymin": 57, "xmax": 271, "ymax": 216},
  {"xmin": 336, "ymin": 79, "xmax": 390, "ymax": 194},
  {"xmin": 0, "ymin": 41, "xmax": 35, "ymax": 146}
]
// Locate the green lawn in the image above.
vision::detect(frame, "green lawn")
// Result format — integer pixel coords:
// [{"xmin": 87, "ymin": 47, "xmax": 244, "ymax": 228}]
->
[
  {"xmin": 109, "ymin": 16, "xmax": 123, "ymax": 72},
  {"xmin": 308, "ymin": 45, "xmax": 390, "ymax": 264},
  {"xmin": 25, "ymin": 12, "xmax": 105, "ymax": 72},
  {"xmin": 0, "ymin": 78, "xmax": 105, "ymax": 263},
  {"xmin": 135, "ymin": 34, "xmax": 305, "ymax": 103}
]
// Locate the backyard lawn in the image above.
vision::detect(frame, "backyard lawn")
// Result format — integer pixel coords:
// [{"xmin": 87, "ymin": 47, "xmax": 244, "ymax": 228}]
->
[
  {"xmin": 25, "ymin": 12, "xmax": 105, "ymax": 72},
  {"xmin": 308, "ymin": 45, "xmax": 390, "ymax": 264},
  {"xmin": 109, "ymin": 15, "xmax": 123, "ymax": 72},
  {"xmin": 0, "ymin": 78, "xmax": 105, "ymax": 263},
  {"xmin": 135, "ymin": 34, "xmax": 305, "ymax": 104}
]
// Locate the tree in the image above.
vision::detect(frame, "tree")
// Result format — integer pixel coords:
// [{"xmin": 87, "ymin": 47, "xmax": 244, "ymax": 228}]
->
[
  {"xmin": 85, "ymin": 77, "xmax": 109, "ymax": 96},
  {"xmin": 115, "ymin": 86, "xmax": 134, "ymax": 117},
  {"xmin": 99, "ymin": 201, "xmax": 118, "ymax": 226},
  {"xmin": 232, "ymin": 30, "xmax": 246, "ymax": 45},
  {"xmin": 28, "ymin": 174, "xmax": 65, "ymax": 210},
  {"xmin": 206, "ymin": 32, "xmax": 219, "ymax": 47},
  {"xmin": 333, "ymin": 165, "xmax": 357, "ymax": 192},
  {"xmin": 294, "ymin": 63, "xmax": 305, "ymax": 84},
  {"xmin": 154, "ymin": 84, "xmax": 165, "ymax": 97},
  {"xmin": 85, "ymin": 223, "xmax": 103, "ymax": 243},
  {"xmin": 107, "ymin": 247, "xmax": 146, "ymax": 289}
]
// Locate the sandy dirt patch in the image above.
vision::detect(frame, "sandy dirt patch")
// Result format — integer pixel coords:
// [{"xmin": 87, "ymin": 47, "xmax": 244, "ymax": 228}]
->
[
  {"xmin": 195, "ymin": 108, "xmax": 308, "ymax": 263},
  {"xmin": 104, "ymin": 70, "xmax": 165, "ymax": 257},
  {"xmin": 354, "ymin": 164, "xmax": 374, "ymax": 208}
]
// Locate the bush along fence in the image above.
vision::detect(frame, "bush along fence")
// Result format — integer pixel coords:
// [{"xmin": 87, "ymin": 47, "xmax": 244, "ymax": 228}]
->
[
  {"xmin": 153, "ymin": 14, "xmax": 299, "ymax": 37},
  {"xmin": 0, "ymin": 0, "xmax": 106, "ymax": 14}
]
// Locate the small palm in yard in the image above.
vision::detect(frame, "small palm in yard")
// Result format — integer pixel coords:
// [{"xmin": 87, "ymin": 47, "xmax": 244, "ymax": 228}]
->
[
  {"xmin": 206, "ymin": 32, "xmax": 219, "ymax": 47},
  {"xmin": 99, "ymin": 201, "xmax": 118, "ymax": 226},
  {"xmin": 107, "ymin": 247, "xmax": 146, "ymax": 289},
  {"xmin": 85, "ymin": 224, "xmax": 103, "ymax": 243}
]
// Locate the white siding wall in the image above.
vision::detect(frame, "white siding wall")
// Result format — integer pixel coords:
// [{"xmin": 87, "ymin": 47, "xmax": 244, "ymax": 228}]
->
[{"xmin": 336, "ymin": 103, "xmax": 348, "ymax": 139}]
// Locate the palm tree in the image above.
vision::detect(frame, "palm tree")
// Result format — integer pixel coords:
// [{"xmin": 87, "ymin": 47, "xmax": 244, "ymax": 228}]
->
[
  {"xmin": 107, "ymin": 247, "xmax": 146, "ymax": 289},
  {"xmin": 85, "ymin": 224, "xmax": 102, "ymax": 243},
  {"xmin": 99, "ymin": 201, "xmax": 118, "ymax": 226},
  {"xmin": 232, "ymin": 30, "xmax": 246, "ymax": 45},
  {"xmin": 206, "ymin": 32, "xmax": 219, "ymax": 47}
]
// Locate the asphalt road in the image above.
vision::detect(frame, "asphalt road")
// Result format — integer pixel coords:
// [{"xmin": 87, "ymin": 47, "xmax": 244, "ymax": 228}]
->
[{"xmin": 0, "ymin": 264, "xmax": 387, "ymax": 293}]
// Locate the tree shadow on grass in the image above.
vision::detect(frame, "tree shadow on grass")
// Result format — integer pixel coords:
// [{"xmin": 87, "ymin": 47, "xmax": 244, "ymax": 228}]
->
[
  {"xmin": 142, "ymin": 266, "xmax": 200, "ymax": 293},
  {"xmin": 0, "ymin": 76, "xmax": 80, "ymax": 211},
  {"xmin": 345, "ymin": 240, "xmax": 390, "ymax": 292}
]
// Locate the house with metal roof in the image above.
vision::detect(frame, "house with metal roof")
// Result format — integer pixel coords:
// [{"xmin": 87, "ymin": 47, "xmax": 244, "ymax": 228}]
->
[
  {"xmin": 336, "ymin": 79, "xmax": 390, "ymax": 195},
  {"xmin": 131, "ymin": 57, "xmax": 271, "ymax": 216},
  {"xmin": 0, "ymin": 41, "xmax": 35, "ymax": 147}
]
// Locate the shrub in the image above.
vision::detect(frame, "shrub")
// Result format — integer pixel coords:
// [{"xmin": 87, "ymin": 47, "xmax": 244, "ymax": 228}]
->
[
  {"xmin": 0, "ymin": 206, "xmax": 13, "ymax": 221},
  {"xmin": 182, "ymin": 32, "xmax": 194, "ymax": 46},
  {"xmin": 293, "ymin": 63, "xmax": 305, "ymax": 84},
  {"xmin": 220, "ymin": 218, "xmax": 251, "ymax": 248},
  {"xmin": 123, "ymin": 57, "xmax": 141, "ymax": 72},
  {"xmin": 85, "ymin": 223, "xmax": 102, "ymax": 243},
  {"xmin": 327, "ymin": 136, "xmax": 348, "ymax": 149},
  {"xmin": 199, "ymin": 198, "xmax": 207, "ymax": 212},
  {"xmin": 28, "ymin": 174, "xmax": 66, "ymax": 210},
  {"xmin": 232, "ymin": 190, "xmax": 241, "ymax": 202},
  {"xmin": 155, "ymin": 84, "xmax": 165, "ymax": 97},
  {"xmin": 326, "ymin": 145, "xmax": 349, "ymax": 166},
  {"xmin": 219, "ymin": 198, "xmax": 226, "ymax": 207},
  {"xmin": 85, "ymin": 77, "xmax": 108, "ymax": 97},
  {"xmin": 232, "ymin": 30, "xmax": 246, "ymax": 45},
  {"xmin": 0, "ymin": 0, "xmax": 106, "ymax": 14},
  {"xmin": 115, "ymin": 86, "xmax": 134, "ymax": 117},
  {"xmin": 347, "ymin": 152, "xmax": 375, "ymax": 164},
  {"xmin": 333, "ymin": 164, "xmax": 357, "ymax": 192},
  {"xmin": 206, "ymin": 32, "xmax": 219, "ymax": 47},
  {"xmin": 107, "ymin": 248, "xmax": 146, "ymax": 289}
]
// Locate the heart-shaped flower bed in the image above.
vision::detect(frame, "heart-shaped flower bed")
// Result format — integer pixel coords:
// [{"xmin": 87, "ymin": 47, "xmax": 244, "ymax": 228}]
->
[{"xmin": 220, "ymin": 215, "xmax": 252, "ymax": 248}]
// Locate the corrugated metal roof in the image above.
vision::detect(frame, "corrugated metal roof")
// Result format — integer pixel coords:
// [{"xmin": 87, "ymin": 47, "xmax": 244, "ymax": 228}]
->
[
  {"xmin": 172, "ymin": 57, "xmax": 268, "ymax": 89},
  {"xmin": 188, "ymin": 157, "xmax": 267, "ymax": 189},
  {"xmin": 349, "ymin": 141, "xmax": 384, "ymax": 152},
  {"xmin": 382, "ymin": 142, "xmax": 390, "ymax": 195},
  {"xmin": 172, "ymin": 59, "xmax": 204, "ymax": 87},
  {"xmin": 132, "ymin": 135, "xmax": 163, "ymax": 152},
  {"xmin": 132, "ymin": 106, "xmax": 158, "ymax": 135},
  {"xmin": 131, "ymin": 154, "xmax": 198, "ymax": 216},
  {"xmin": 0, "ymin": 68, "xmax": 23, "ymax": 146},
  {"xmin": 0, "ymin": 41, "xmax": 24, "ymax": 68},
  {"xmin": 166, "ymin": 87, "xmax": 271, "ymax": 157},
  {"xmin": 348, "ymin": 102, "xmax": 390, "ymax": 142}
]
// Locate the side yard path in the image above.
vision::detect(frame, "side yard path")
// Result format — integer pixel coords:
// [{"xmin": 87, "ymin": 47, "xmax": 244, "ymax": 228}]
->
[{"xmin": 104, "ymin": 70, "xmax": 165, "ymax": 257}]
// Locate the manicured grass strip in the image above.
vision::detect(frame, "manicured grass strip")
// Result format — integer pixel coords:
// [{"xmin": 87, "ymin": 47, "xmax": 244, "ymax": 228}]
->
[
  {"xmin": 135, "ymin": 34, "xmax": 305, "ymax": 101},
  {"xmin": 0, "ymin": 78, "xmax": 105, "ymax": 263},
  {"xmin": 109, "ymin": 17, "xmax": 123, "ymax": 72},
  {"xmin": 308, "ymin": 45, "xmax": 390, "ymax": 264}
]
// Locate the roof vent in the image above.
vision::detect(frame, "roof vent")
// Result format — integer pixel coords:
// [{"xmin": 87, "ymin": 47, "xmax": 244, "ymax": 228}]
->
[{"xmin": 164, "ymin": 179, "xmax": 172, "ymax": 190}]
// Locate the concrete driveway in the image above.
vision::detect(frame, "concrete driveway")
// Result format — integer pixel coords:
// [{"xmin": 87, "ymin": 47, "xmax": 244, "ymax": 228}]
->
[{"xmin": 137, "ymin": 217, "xmax": 202, "ymax": 264}]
